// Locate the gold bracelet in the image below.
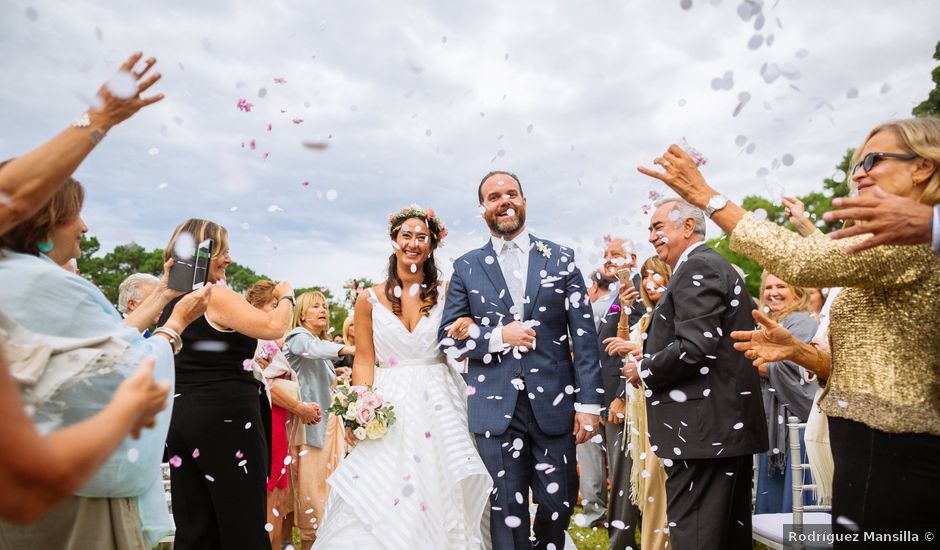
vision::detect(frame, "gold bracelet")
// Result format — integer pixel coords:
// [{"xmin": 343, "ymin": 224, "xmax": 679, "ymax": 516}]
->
[{"xmin": 617, "ymin": 323, "xmax": 630, "ymax": 332}]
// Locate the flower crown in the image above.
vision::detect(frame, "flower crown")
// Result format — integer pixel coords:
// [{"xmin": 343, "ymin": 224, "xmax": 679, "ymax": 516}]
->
[{"xmin": 387, "ymin": 204, "xmax": 448, "ymax": 243}]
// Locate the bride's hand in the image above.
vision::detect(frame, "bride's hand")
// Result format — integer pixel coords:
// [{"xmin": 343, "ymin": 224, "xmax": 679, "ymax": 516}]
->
[
  {"xmin": 447, "ymin": 317, "xmax": 477, "ymax": 340},
  {"xmin": 344, "ymin": 427, "xmax": 358, "ymax": 449}
]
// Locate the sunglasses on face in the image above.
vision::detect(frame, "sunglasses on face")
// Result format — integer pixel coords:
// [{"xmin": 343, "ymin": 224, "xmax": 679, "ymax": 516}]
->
[{"xmin": 851, "ymin": 152, "xmax": 918, "ymax": 175}]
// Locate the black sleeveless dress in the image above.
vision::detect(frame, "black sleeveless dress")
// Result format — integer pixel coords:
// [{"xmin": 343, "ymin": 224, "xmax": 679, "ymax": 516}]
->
[{"xmin": 159, "ymin": 297, "xmax": 272, "ymax": 550}]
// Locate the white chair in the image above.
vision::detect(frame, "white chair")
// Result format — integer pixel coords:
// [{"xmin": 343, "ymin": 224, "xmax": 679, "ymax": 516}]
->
[{"xmin": 752, "ymin": 416, "xmax": 832, "ymax": 550}]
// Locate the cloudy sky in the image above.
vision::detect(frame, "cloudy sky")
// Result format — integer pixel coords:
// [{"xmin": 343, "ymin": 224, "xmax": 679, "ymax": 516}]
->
[{"xmin": 1, "ymin": 0, "xmax": 937, "ymax": 298}]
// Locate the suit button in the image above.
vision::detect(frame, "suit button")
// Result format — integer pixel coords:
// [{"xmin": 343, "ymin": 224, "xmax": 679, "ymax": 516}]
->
[{"xmin": 512, "ymin": 371, "xmax": 522, "ymax": 378}]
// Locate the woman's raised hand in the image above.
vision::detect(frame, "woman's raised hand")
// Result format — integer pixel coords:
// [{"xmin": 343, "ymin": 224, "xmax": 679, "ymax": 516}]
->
[{"xmin": 92, "ymin": 52, "xmax": 165, "ymax": 130}]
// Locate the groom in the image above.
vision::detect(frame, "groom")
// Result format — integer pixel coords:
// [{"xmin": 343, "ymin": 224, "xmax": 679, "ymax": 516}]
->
[{"xmin": 440, "ymin": 171, "xmax": 603, "ymax": 550}]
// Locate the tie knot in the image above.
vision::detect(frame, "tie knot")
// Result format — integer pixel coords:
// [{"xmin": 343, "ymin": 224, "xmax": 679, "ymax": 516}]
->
[{"xmin": 503, "ymin": 240, "xmax": 518, "ymax": 251}]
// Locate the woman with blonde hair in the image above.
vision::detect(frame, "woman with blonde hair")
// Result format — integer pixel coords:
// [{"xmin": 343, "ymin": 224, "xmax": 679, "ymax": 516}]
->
[
  {"xmin": 639, "ymin": 116, "xmax": 940, "ymax": 540},
  {"xmin": 245, "ymin": 281, "xmax": 323, "ymax": 549},
  {"xmin": 753, "ymin": 272, "xmax": 818, "ymax": 514},
  {"xmin": 282, "ymin": 291, "xmax": 354, "ymax": 549},
  {"xmin": 158, "ymin": 218, "xmax": 295, "ymax": 550},
  {"xmin": 617, "ymin": 255, "xmax": 673, "ymax": 550}
]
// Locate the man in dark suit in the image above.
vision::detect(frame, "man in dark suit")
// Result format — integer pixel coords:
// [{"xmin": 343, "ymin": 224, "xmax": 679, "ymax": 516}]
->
[
  {"xmin": 593, "ymin": 237, "xmax": 644, "ymax": 549},
  {"xmin": 636, "ymin": 198, "xmax": 768, "ymax": 550},
  {"xmin": 440, "ymin": 171, "xmax": 603, "ymax": 550}
]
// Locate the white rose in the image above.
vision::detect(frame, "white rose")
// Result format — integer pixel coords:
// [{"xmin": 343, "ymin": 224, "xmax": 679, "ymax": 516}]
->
[
  {"xmin": 345, "ymin": 400, "xmax": 360, "ymax": 421},
  {"xmin": 353, "ymin": 427, "xmax": 367, "ymax": 440},
  {"xmin": 365, "ymin": 421, "xmax": 387, "ymax": 440}
]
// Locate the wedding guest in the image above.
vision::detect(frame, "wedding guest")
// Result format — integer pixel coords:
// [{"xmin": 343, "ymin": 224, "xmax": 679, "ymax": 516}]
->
[
  {"xmin": 246, "ymin": 281, "xmax": 322, "ymax": 550},
  {"xmin": 0, "ymin": 52, "xmax": 163, "ymax": 237},
  {"xmin": 0, "ymin": 354, "xmax": 169, "ymax": 524},
  {"xmin": 753, "ymin": 272, "xmax": 818, "ymax": 514},
  {"xmin": 593, "ymin": 237, "xmax": 645, "ymax": 548},
  {"xmin": 118, "ymin": 273, "xmax": 160, "ymax": 324},
  {"xmin": 159, "ymin": 218, "xmax": 295, "ymax": 550},
  {"xmin": 0, "ymin": 181, "xmax": 211, "ymax": 548},
  {"xmin": 283, "ymin": 291, "xmax": 354, "ymax": 549},
  {"xmin": 638, "ymin": 116, "xmax": 940, "ymax": 542},
  {"xmin": 631, "ymin": 198, "xmax": 767, "ymax": 550},
  {"xmin": 575, "ymin": 270, "xmax": 612, "ymax": 529},
  {"xmin": 620, "ymin": 255, "xmax": 673, "ymax": 550},
  {"xmin": 806, "ymin": 288, "xmax": 825, "ymax": 317},
  {"xmin": 333, "ymin": 316, "xmax": 355, "ymax": 375}
]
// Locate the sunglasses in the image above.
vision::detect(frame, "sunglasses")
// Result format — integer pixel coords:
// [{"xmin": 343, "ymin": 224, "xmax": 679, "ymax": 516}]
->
[{"xmin": 851, "ymin": 152, "xmax": 918, "ymax": 175}]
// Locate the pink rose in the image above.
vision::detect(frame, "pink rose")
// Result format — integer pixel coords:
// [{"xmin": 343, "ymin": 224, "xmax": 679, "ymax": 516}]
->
[
  {"xmin": 359, "ymin": 392, "xmax": 383, "ymax": 411},
  {"xmin": 356, "ymin": 404, "xmax": 376, "ymax": 425},
  {"xmin": 351, "ymin": 385, "xmax": 368, "ymax": 396}
]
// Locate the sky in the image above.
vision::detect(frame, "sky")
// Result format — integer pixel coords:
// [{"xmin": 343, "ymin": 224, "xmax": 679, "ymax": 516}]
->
[{"xmin": 1, "ymin": 0, "xmax": 937, "ymax": 300}]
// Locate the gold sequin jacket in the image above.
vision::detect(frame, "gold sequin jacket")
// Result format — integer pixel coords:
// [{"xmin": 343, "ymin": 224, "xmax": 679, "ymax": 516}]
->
[{"xmin": 730, "ymin": 213, "xmax": 940, "ymax": 436}]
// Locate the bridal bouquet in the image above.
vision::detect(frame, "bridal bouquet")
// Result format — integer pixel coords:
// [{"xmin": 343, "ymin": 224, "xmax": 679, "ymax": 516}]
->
[{"xmin": 330, "ymin": 381, "xmax": 396, "ymax": 441}]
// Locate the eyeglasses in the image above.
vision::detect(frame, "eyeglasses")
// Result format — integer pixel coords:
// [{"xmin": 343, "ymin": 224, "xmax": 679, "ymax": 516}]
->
[{"xmin": 851, "ymin": 152, "xmax": 918, "ymax": 175}]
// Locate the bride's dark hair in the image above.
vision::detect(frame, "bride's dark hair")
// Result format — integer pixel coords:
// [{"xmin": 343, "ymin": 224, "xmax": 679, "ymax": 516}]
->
[{"xmin": 385, "ymin": 206, "xmax": 446, "ymax": 317}]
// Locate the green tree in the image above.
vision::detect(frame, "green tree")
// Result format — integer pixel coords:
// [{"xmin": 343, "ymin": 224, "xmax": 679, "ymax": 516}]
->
[
  {"xmin": 78, "ymin": 239, "xmax": 164, "ymax": 305},
  {"xmin": 913, "ymin": 40, "xmax": 940, "ymax": 118},
  {"xmin": 79, "ymin": 236, "xmax": 273, "ymax": 307},
  {"xmin": 707, "ymin": 149, "xmax": 854, "ymax": 297}
]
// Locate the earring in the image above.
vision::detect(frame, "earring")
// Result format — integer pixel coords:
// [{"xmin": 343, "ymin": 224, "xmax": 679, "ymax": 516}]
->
[{"xmin": 37, "ymin": 240, "xmax": 54, "ymax": 253}]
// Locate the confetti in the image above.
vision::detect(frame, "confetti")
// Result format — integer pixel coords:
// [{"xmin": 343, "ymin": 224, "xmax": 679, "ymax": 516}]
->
[
  {"xmin": 236, "ymin": 99, "xmax": 254, "ymax": 112},
  {"xmin": 326, "ymin": 189, "xmax": 338, "ymax": 201},
  {"xmin": 169, "ymin": 455, "xmax": 182, "ymax": 468}
]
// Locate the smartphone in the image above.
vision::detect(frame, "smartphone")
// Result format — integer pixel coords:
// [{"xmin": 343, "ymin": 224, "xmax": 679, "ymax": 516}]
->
[
  {"xmin": 168, "ymin": 238, "xmax": 213, "ymax": 292},
  {"xmin": 616, "ymin": 267, "xmax": 633, "ymax": 286}
]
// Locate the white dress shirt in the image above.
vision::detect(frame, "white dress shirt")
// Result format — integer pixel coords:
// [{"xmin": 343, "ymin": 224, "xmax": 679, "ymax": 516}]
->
[{"xmin": 486, "ymin": 230, "xmax": 600, "ymax": 416}]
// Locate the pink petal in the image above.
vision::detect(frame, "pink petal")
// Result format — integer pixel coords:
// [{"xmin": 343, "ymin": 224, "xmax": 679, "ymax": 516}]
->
[
  {"xmin": 169, "ymin": 455, "xmax": 182, "ymax": 468},
  {"xmin": 192, "ymin": 448, "xmax": 200, "ymax": 459}
]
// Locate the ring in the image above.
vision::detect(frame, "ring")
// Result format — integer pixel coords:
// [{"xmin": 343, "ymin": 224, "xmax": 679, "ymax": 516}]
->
[{"xmin": 663, "ymin": 160, "xmax": 672, "ymax": 168}]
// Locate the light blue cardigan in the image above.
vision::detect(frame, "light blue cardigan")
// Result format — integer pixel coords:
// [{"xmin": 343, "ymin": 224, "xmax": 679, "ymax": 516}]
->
[{"xmin": 0, "ymin": 250, "xmax": 174, "ymax": 547}]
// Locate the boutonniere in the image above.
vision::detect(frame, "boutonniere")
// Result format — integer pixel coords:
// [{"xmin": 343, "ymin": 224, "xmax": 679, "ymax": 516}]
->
[{"xmin": 535, "ymin": 241, "xmax": 552, "ymax": 258}]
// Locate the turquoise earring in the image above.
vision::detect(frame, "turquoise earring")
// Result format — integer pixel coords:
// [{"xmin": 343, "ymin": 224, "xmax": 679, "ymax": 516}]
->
[{"xmin": 37, "ymin": 240, "xmax": 54, "ymax": 253}]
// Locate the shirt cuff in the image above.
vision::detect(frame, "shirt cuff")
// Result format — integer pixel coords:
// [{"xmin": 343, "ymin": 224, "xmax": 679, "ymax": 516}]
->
[
  {"xmin": 574, "ymin": 403, "xmax": 602, "ymax": 415},
  {"xmin": 932, "ymin": 205, "xmax": 940, "ymax": 255},
  {"xmin": 488, "ymin": 326, "xmax": 504, "ymax": 353}
]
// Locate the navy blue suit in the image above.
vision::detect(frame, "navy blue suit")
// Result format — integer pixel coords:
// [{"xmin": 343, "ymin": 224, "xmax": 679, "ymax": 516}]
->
[{"xmin": 440, "ymin": 235, "xmax": 603, "ymax": 550}]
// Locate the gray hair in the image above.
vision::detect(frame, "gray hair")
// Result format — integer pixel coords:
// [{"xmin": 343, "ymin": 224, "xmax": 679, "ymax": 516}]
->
[
  {"xmin": 654, "ymin": 197, "xmax": 706, "ymax": 238},
  {"xmin": 118, "ymin": 273, "xmax": 160, "ymax": 313}
]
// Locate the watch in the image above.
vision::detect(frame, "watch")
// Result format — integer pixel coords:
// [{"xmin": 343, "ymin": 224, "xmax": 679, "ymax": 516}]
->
[
  {"xmin": 705, "ymin": 194, "xmax": 730, "ymax": 218},
  {"xmin": 279, "ymin": 295, "xmax": 296, "ymax": 306}
]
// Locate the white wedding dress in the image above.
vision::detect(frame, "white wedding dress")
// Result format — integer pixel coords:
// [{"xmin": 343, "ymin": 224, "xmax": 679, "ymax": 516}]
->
[{"xmin": 313, "ymin": 289, "xmax": 493, "ymax": 550}]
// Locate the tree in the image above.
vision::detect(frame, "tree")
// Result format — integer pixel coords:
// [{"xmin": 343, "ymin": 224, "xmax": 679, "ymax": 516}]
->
[
  {"xmin": 913, "ymin": 40, "xmax": 940, "ymax": 118},
  {"xmin": 707, "ymin": 149, "xmax": 854, "ymax": 297},
  {"xmin": 79, "ymin": 236, "xmax": 273, "ymax": 307}
]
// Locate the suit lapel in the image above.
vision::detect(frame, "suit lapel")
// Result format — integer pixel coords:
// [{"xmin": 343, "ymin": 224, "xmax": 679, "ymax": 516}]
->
[
  {"xmin": 478, "ymin": 241, "xmax": 515, "ymax": 312},
  {"xmin": 524, "ymin": 235, "xmax": 548, "ymax": 320}
]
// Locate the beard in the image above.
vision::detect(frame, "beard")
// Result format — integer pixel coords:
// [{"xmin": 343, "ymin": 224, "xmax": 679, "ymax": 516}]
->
[
  {"xmin": 485, "ymin": 207, "xmax": 526, "ymax": 236},
  {"xmin": 595, "ymin": 270, "xmax": 617, "ymax": 286}
]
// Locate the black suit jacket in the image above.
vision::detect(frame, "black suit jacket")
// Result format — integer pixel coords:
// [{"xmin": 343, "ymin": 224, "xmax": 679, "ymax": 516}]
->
[
  {"xmin": 596, "ymin": 274, "xmax": 644, "ymax": 409},
  {"xmin": 643, "ymin": 244, "xmax": 768, "ymax": 460}
]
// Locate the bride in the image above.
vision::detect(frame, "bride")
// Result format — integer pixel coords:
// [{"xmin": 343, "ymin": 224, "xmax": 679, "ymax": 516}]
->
[{"xmin": 313, "ymin": 205, "xmax": 493, "ymax": 550}]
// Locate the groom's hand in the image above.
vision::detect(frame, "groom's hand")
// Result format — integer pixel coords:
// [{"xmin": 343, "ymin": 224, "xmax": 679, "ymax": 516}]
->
[
  {"xmin": 502, "ymin": 321, "xmax": 536, "ymax": 349},
  {"xmin": 573, "ymin": 412, "xmax": 600, "ymax": 444}
]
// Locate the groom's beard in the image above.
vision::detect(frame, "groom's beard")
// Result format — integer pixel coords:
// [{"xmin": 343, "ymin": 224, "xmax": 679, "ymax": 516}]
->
[{"xmin": 486, "ymin": 208, "xmax": 526, "ymax": 236}]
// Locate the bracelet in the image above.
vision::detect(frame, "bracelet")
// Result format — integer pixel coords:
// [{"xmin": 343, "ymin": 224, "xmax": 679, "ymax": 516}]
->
[
  {"xmin": 278, "ymin": 295, "xmax": 296, "ymax": 306},
  {"xmin": 617, "ymin": 323, "xmax": 630, "ymax": 332},
  {"xmin": 153, "ymin": 326, "xmax": 183, "ymax": 355}
]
